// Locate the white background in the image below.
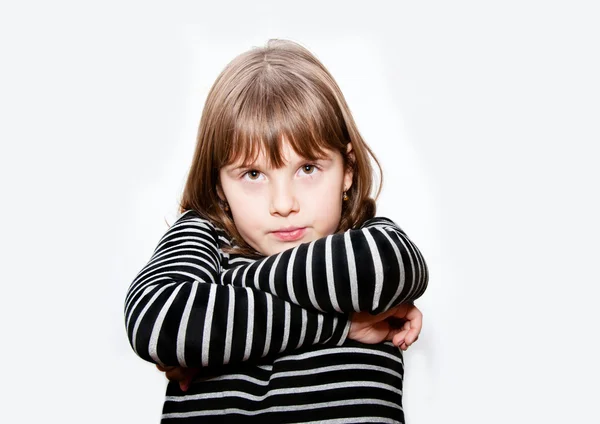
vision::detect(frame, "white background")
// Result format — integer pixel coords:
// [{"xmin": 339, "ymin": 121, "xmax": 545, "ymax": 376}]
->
[{"xmin": 1, "ymin": 1, "xmax": 599, "ymax": 423}]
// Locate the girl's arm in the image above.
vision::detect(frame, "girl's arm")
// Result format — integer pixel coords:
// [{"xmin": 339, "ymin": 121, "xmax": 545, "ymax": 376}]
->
[
  {"xmin": 124, "ymin": 211, "xmax": 349, "ymax": 368},
  {"xmin": 221, "ymin": 216, "xmax": 428, "ymax": 315}
]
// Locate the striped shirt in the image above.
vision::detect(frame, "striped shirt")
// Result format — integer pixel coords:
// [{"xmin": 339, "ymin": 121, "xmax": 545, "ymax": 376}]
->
[{"xmin": 125, "ymin": 210, "xmax": 428, "ymax": 423}]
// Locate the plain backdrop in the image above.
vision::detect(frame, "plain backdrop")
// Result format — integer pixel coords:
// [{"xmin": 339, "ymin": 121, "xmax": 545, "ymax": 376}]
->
[{"xmin": 1, "ymin": 1, "xmax": 599, "ymax": 423}]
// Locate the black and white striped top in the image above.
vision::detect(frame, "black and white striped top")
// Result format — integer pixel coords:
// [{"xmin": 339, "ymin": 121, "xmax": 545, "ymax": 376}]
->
[{"xmin": 125, "ymin": 210, "xmax": 428, "ymax": 423}]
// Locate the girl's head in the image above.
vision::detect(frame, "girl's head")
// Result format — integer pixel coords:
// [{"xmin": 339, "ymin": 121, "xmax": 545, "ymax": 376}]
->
[{"xmin": 180, "ymin": 39, "xmax": 382, "ymax": 257}]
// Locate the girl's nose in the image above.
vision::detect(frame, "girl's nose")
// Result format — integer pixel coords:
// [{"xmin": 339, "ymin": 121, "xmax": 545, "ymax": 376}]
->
[{"xmin": 269, "ymin": 182, "xmax": 299, "ymax": 217}]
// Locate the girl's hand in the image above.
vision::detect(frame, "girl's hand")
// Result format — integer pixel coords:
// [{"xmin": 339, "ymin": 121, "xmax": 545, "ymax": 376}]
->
[
  {"xmin": 348, "ymin": 303, "xmax": 422, "ymax": 350},
  {"xmin": 155, "ymin": 364, "xmax": 200, "ymax": 392}
]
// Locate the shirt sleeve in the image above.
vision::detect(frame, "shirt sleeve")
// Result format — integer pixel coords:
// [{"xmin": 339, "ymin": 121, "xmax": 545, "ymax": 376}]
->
[
  {"xmin": 220, "ymin": 216, "xmax": 429, "ymax": 315},
  {"xmin": 124, "ymin": 211, "xmax": 350, "ymax": 368}
]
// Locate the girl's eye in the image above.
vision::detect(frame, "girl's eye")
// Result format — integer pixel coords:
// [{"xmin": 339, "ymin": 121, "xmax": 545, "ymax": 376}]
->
[
  {"xmin": 301, "ymin": 164, "xmax": 317, "ymax": 175},
  {"xmin": 244, "ymin": 170, "xmax": 262, "ymax": 180}
]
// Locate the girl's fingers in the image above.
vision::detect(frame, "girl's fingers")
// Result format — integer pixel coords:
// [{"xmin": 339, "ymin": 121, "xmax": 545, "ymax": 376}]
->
[
  {"xmin": 179, "ymin": 380, "xmax": 190, "ymax": 392},
  {"xmin": 158, "ymin": 365, "xmax": 202, "ymax": 391},
  {"xmin": 180, "ymin": 368, "xmax": 201, "ymax": 392},
  {"xmin": 166, "ymin": 368, "xmax": 188, "ymax": 381},
  {"xmin": 391, "ymin": 328, "xmax": 409, "ymax": 347},
  {"xmin": 402, "ymin": 305, "xmax": 423, "ymax": 345},
  {"xmin": 156, "ymin": 364, "xmax": 176, "ymax": 372},
  {"xmin": 405, "ymin": 327, "xmax": 419, "ymax": 346},
  {"xmin": 394, "ymin": 325, "xmax": 420, "ymax": 349},
  {"xmin": 391, "ymin": 327, "xmax": 419, "ymax": 349},
  {"xmin": 385, "ymin": 327, "xmax": 402, "ymax": 342}
]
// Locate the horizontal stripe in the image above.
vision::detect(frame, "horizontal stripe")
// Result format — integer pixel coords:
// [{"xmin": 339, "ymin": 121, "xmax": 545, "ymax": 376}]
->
[
  {"xmin": 297, "ymin": 418, "xmax": 400, "ymax": 424},
  {"xmin": 273, "ymin": 345, "xmax": 403, "ymax": 366},
  {"xmin": 185, "ymin": 363, "xmax": 402, "ymax": 387},
  {"xmin": 162, "ymin": 398, "xmax": 401, "ymax": 418},
  {"xmin": 166, "ymin": 380, "xmax": 402, "ymax": 403}
]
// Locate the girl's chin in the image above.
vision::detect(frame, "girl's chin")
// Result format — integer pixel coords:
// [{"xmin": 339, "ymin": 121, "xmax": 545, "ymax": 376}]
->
[{"xmin": 262, "ymin": 239, "xmax": 304, "ymax": 256}]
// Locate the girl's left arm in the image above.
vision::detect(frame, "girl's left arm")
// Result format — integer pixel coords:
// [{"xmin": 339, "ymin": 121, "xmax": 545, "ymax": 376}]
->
[{"xmin": 221, "ymin": 216, "xmax": 428, "ymax": 315}]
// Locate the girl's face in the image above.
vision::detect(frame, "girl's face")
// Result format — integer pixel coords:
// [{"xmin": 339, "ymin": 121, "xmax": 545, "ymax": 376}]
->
[{"xmin": 219, "ymin": 140, "xmax": 353, "ymax": 256}]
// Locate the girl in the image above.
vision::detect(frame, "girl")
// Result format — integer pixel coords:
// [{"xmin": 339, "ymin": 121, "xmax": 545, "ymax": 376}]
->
[{"xmin": 125, "ymin": 39, "xmax": 428, "ymax": 423}]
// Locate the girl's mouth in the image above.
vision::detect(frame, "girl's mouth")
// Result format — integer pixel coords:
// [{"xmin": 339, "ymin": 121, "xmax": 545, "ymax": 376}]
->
[{"xmin": 271, "ymin": 227, "xmax": 307, "ymax": 241}]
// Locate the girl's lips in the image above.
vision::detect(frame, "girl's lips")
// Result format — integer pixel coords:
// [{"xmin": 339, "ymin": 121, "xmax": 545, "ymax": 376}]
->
[{"xmin": 271, "ymin": 227, "xmax": 306, "ymax": 241}]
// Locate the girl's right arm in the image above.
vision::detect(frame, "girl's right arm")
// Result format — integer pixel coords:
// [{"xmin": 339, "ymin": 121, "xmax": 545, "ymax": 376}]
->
[
  {"xmin": 220, "ymin": 216, "xmax": 429, "ymax": 315},
  {"xmin": 124, "ymin": 211, "xmax": 349, "ymax": 369}
]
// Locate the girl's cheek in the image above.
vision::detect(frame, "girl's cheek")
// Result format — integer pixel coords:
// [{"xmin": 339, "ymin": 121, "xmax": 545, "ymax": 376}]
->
[
  {"xmin": 294, "ymin": 181, "xmax": 316, "ymax": 199},
  {"xmin": 300, "ymin": 175, "xmax": 336, "ymax": 197},
  {"xmin": 240, "ymin": 181, "xmax": 266, "ymax": 194},
  {"xmin": 296, "ymin": 173, "xmax": 322, "ymax": 190}
]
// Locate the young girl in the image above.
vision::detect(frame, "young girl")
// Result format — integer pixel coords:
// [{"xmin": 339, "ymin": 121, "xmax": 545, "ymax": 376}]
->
[{"xmin": 125, "ymin": 39, "xmax": 428, "ymax": 423}]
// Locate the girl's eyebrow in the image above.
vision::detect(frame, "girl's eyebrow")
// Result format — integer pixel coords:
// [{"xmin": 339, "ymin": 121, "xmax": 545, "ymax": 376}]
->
[
  {"xmin": 223, "ymin": 157, "xmax": 266, "ymax": 170},
  {"xmin": 224, "ymin": 153, "xmax": 333, "ymax": 174},
  {"xmin": 223, "ymin": 163, "xmax": 255, "ymax": 174},
  {"xmin": 286, "ymin": 156, "xmax": 333, "ymax": 169}
]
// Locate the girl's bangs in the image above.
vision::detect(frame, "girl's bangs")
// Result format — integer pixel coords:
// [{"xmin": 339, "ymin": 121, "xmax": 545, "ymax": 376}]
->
[{"xmin": 221, "ymin": 81, "xmax": 347, "ymax": 168}]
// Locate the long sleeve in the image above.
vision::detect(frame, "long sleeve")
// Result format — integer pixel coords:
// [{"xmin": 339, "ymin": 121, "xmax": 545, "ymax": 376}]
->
[
  {"xmin": 124, "ymin": 211, "xmax": 349, "ymax": 368},
  {"xmin": 220, "ymin": 216, "xmax": 428, "ymax": 315}
]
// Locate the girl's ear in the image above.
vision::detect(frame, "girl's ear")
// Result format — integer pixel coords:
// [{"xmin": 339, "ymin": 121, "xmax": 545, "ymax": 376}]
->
[{"xmin": 344, "ymin": 142, "xmax": 355, "ymax": 191}]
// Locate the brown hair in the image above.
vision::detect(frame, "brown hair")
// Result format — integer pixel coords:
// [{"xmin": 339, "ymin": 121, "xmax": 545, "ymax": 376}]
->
[{"xmin": 179, "ymin": 39, "xmax": 382, "ymax": 257}]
